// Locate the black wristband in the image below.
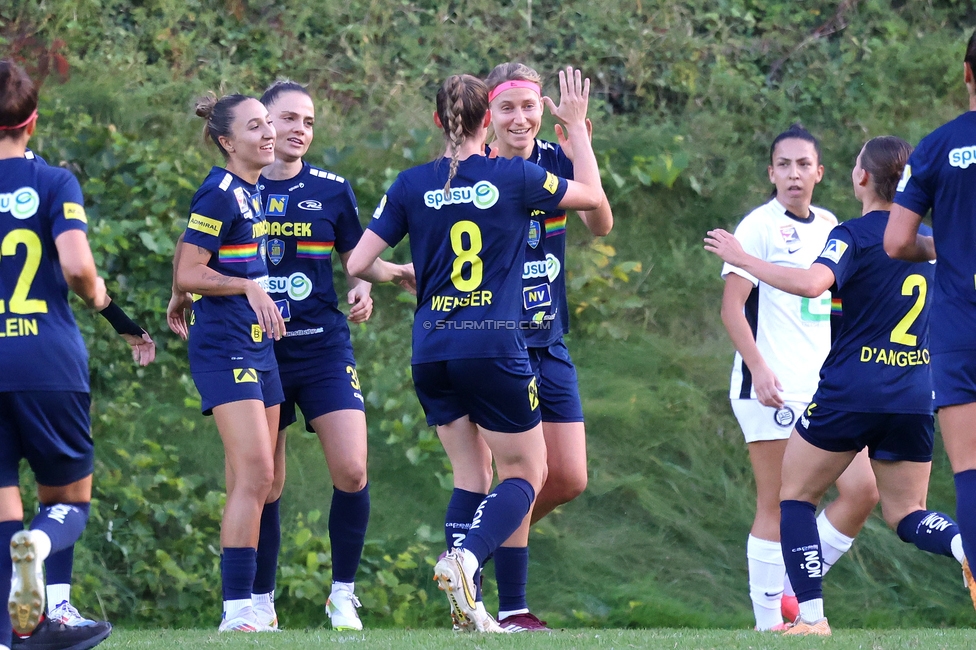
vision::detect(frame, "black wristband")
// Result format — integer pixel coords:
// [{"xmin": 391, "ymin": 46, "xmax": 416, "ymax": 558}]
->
[{"xmin": 98, "ymin": 302, "xmax": 145, "ymax": 336}]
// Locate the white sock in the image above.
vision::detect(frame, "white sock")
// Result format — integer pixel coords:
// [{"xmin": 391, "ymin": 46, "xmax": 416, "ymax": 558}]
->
[
  {"xmin": 747, "ymin": 535, "xmax": 785, "ymax": 630},
  {"xmin": 47, "ymin": 584, "xmax": 70, "ymax": 613},
  {"xmin": 497, "ymin": 608, "xmax": 529, "ymax": 619},
  {"xmin": 818, "ymin": 511, "xmax": 855, "ymax": 573},
  {"xmin": 952, "ymin": 534, "xmax": 966, "ymax": 565},
  {"xmin": 783, "ymin": 574, "xmax": 795, "ymax": 598},
  {"xmin": 223, "ymin": 598, "xmax": 252, "ymax": 620},
  {"xmin": 798, "ymin": 597, "xmax": 824, "ymax": 622},
  {"xmin": 251, "ymin": 592, "xmax": 274, "ymax": 606},
  {"xmin": 331, "ymin": 581, "xmax": 355, "ymax": 596}
]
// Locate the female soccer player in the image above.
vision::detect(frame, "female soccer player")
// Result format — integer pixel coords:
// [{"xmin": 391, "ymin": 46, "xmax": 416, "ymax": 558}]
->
[
  {"xmin": 173, "ymin": 91, "xmax": 286, "ymax": 632},
  {"xmin": 439, "ymin": 62, "xmax": 612, "ymax": 632},
  {"xmin": 708, "ymin": 136, "xmax": 965, "ymax": 636},
  {"xmin": 885, "ymin": 29, "xmax": 976, "ymax": 608},
  {"xmin": 719, "ymin": 124, "xmax": 879, "ymax": 631},
  {"xmin": 252, "ymin": 80, "xmax": 412, "ymax": 630},
  {"xmin": 0, "ymin": 60, "xmax": 154, "ymax": 650},
  {"xmin": 346, "ymin": 68, "xmax": 604, "ymax": 632}
]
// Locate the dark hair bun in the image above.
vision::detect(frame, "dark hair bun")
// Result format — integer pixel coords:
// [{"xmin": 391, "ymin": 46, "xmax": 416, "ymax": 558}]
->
[{"xmin": 194, "ymin": 92, "xmax": 218, "ymax": 120}]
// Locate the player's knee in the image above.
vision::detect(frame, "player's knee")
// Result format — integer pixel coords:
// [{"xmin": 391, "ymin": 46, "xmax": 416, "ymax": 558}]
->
[
  {"xmin": 847, "ymin": 481, "xmax": 880, "ymax": 515},
  {"xmin": 544, "ymin": 467, "xmax": 587, "ymax": 505},
  {"xmin": 238, "ymin": 460, "xmax": 275, "ymax": 499},
  {"xmin": 333, "ymin": 461, "xmax": 368, "ymax": 493}
]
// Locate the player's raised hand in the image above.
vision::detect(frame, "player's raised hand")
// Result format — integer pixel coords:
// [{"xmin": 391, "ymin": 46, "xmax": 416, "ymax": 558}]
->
[
  {"xmin": 543, "ymin": 66, "xmax": 590, "ymax": 129},
  {"xmin": 704, "ymin": 229, "xmax": 749, "ymax": 268},
  {"xmin": 553, "ymin": 119, "xmax": 593, "ymax": 163},
  {"xmin": 122, "ymin": 331, "xmax": 156, "ymax": 366},
  {"xmin": 245, "ymin": 281, "xmax": 286, "ymax": 341},
  {"xmin": 347, "ymin": 283, "xmax": 374, "ymax": 323}
]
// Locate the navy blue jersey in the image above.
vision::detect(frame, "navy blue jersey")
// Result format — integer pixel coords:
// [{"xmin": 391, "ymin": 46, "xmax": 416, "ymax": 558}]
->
[
  {"xmin": 183, "ymin": 167, "xmax": 276, "ymax": 372},
  {"xmin": 258, "ymin": 163, "xmax": 363, "ymax": 369},
  {"xmin": 812, "ymin": 211, "xmax": 934, "ymax": 413},
  {"xmin": 894, "ymin": 111, "xmax": 976, "ymax": 354},
  {"xmin": 518, "ymin": 140, "xmax": 574, "ymax": 346},
  {"xmin": 0, "ymin": 157, "xmax": 89, "ymax": 392},
  {"xmin": 368, "ymin": 155, "xmax": 568, "ymax": 364}
]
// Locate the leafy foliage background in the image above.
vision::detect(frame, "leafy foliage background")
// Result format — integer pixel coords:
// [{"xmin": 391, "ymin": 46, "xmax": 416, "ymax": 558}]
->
[{"xmin": 4, "ymin": 0, "xmax": 976, "ymax": 629}]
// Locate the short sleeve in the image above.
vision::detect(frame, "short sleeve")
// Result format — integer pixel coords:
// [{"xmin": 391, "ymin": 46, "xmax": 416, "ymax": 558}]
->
[
  {"xmin": 334, "ymin": 183, "xmax": 364, "ymax": 254},
  {"xmin": 893, "ymin": 138, "xmax": 935, "ymax": 216},
  {"xmin": 48, "ymin": 171, "xmax": 88, "ymax": 239},
  {"xmin": 367, "ymin": 176, "xmax": 409, "ymax": 248},
  {"xmin": 183, "ymin": 189, "xmax": 234, "ymax": 252},
  {"xmin": 523, "ymin": 160, "xmax": 568, "ymax": 214},
  {"xmin": 721, "ymin": 214, "xmax": 767, "ymax": 286},
  {"xmin": 813, "ymin": 225, "xmax": 855, "ymax": 291},
  {"xmin": 555, "ymin": 146, "xmax": 575, "ymax": 180}
]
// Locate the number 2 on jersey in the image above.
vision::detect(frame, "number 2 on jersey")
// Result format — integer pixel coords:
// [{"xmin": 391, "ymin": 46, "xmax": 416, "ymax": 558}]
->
[
  {"xmin": 890, "ymin": 274, "xmax": 926, "ymax": 347},
  {"xmin": 450, "ymin": 220, "xmax": 483, "ymax": 292},
  {"xmin": 0, "ymin": 229, "xmax": 48, "ymax": 315}
]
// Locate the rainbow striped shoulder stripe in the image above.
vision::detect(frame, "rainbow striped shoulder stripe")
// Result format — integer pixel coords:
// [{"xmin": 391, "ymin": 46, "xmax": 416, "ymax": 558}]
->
[
  {"xmin": 218, "ymin": 243, "xmax": 259, "ymax": 263},
  {"xmin": 544, "ymin": 215, "xmax": 567, "ymax": 237},
  {"xmin": 830, "ymin": 298, "xmax": 843, "ymax": 317},
  {"xmin": 296, "ymin": 241, "xmax": 334, "ymax": 259}
]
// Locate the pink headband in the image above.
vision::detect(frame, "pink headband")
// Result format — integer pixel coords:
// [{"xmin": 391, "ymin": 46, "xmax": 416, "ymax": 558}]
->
[
  {"xmin": 0, "ymin": 109, "xmax": 37, "ymax": 131},
  {"xmin": 488, "ymin": 80, "xmax": 541, "ymax": 103}
]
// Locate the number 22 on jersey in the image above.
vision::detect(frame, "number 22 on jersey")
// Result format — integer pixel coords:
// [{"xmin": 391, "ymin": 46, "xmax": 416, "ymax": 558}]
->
[{"xmin": 0, "ymin": 229, "xmax": 48, "ymax": 315}]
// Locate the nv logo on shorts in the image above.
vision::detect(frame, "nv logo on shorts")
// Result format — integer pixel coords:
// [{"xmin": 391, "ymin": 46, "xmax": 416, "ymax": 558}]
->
[
  {"xmin": 234, "ymin": 368, "xmax": 258, "ymax": 384},
  {"xmin": 528, "ymin": 376, "xmax": 539, "ymax": 411}
]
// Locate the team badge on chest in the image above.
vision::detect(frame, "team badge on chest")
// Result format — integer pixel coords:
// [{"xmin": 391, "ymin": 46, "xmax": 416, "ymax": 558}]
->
[
  {"xmin": 268, "ymin": 238, "xmax": 285, "ymax": 265},
  {"xmin": 527, "ymin": 220, "xmax": 541, "ymax": 249}
]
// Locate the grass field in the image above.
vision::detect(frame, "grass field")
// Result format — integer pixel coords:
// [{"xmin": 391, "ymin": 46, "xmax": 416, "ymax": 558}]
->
[{"xmin": 99, "ymin": 628, "xmax": 976, "ymax": 649}]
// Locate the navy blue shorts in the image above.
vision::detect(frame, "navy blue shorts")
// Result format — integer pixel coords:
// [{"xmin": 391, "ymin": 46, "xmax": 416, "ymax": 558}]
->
[
  {"xmin": 0, "ymin": 391, "xmax": 93, "ymax": 488},
  {"xmin": 279, "ymin": 358, "xmax": 365, "ymax": 432},
  {"xmin": 932, "ymin": 350, "xmax": 976, "ymax": 409},
  {"xmin": 412, "ymin": 357, "xmax": 541, "ymax": 433},
  {"xmin": 795, "ymin": 403, "xmax": 934, "ymax": 462},
  {"xmin": 193, "ymin": 366, "xmax": 285, "ymax": 415},
  {"xmin": 528, "ymin": 340, "xmax": 584, "ymax": 423}
]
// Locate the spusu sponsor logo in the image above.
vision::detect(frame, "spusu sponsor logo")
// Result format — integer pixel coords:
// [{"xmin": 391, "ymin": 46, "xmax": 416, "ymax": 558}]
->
[
  {"xmin": 424, "ymin": 181, "xmax": 499, "ymax": 210},
  {"xmin": 948, "ymin": 145, "xmax": 976, "ymax": 169}
]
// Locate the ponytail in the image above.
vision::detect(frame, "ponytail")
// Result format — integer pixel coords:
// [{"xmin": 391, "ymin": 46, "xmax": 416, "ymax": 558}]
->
[{"xmin": 435, "ymin": 74, "xmax": 489, "ymax": 193}]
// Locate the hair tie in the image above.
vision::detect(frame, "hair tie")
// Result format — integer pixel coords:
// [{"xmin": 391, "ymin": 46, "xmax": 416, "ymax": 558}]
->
[
  {"xmin": 0, "ymin": 109, "xmax": 37, "ymax": 131},
  {"xmin": 488, "ymin": 80, "xmax": 541, "ymax": 103}
]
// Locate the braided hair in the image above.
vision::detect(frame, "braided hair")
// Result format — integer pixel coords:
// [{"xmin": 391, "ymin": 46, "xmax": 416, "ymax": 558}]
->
[{"xmin": 435, "ymin": 74, "xmax": 489, "ymax": 193}]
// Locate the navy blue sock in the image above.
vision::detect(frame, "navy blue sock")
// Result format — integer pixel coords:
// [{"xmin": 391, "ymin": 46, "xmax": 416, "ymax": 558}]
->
[
  {"xmin": 780, "ymin": 500, "xmax": 823, "ymax": 604},
  {"xmin": 40, "ymin": 502, "xmax": 74, "ymax": 588},
  {"xmin": 462, "ymin": 479, "xmax": 535, "ymax": 566},
  {"xmin": 897, "ymin": 509, "xmax": 960, "ymax": 559},
  {"xmin": 221, "ymin": 547, "xmax": 257, "ymax": 601},
  {"xmin": 252, "ymin": 498, "xmax": 280, "ymax": 595},
  {"xmin": 329, "ymin": 485, "xmax": 370, "ymax": 583},
  {"xmin": 30, "ymin": 502, "xmax": 89, "ymax": 555},
  {"xmin": 0, "ymin": 520, "xmax": 22, "ymax": 648},
  {"xmin": 445, "ymin": 488, "xmax": 487, "ymax": 550},
  {"xmin": 494, "ymin": 545, "xmax": 529, "ymax": 612},
  {"xmin": 955, "ymin": 470, "xmax": 976, "ymax": 565}
]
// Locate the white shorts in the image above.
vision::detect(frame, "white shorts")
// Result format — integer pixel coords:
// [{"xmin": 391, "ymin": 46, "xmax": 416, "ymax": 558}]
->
[{"xmin": 731, "ymin": 399, "xmax": 808, "ymax": 443}]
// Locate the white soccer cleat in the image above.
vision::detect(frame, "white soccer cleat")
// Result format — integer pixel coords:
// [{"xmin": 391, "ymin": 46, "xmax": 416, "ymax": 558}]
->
[
  {"xmin": 48, "ymin": 600, "xmax": 104, "ymax": 628},
  {"xmin": 9, "ymin": 530, "xmax": 45, "ymax": 636},
  {"xmin": 253, "ymin": 600, "xmax": 278, "ymax": 629},
  {"xmin": 326, "ymin": 589, "xmax": 363, "ymax": 631},
  {"xmin": 218, "ymin": 606, "xmax": 276, "ymax": 632},
  {"xmin": 433, "ymin": 549, "xmax": 507, "ymax": 634}
]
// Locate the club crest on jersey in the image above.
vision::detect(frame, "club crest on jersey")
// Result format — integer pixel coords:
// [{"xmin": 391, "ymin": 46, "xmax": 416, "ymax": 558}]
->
[
  {"xmin": 0, "ymin": 187, "xmax": 40, "ymax": 220},
  {"xmin": 234, "ymin": 187, "xmax": 248, "ymax": 214},
  {"xmin": 265, "ymin": 195, "xmax": 289, "ymax": 216},
  {"xmin": 780, "ymin": 225, "xmax": 800, "ymax": 246},
  {"xmin": 268, "ymin": 238, "xmax": 285, "ymax": 265},
  {"xmin": 527, "ymin": 220, "xmax": 541, "ymax": 249},
  {"xmin": 773, "ymin": 407, "xmax": 795, "ymax": 427},
  {"xmin": 819, "ymin": 239, "xmax": 848, "ymax": 264}
]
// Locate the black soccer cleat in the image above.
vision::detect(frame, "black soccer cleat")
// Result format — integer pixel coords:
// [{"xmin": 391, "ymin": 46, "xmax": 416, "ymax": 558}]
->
[{"xmin": 11, "ymin": 615, "xmax": 112, "ymax": 650}]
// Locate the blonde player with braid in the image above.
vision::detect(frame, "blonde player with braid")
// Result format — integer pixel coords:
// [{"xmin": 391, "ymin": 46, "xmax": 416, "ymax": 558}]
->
[{"xmin": 347, "ymin": 69, "xmax": 605, "ymax": 632}]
